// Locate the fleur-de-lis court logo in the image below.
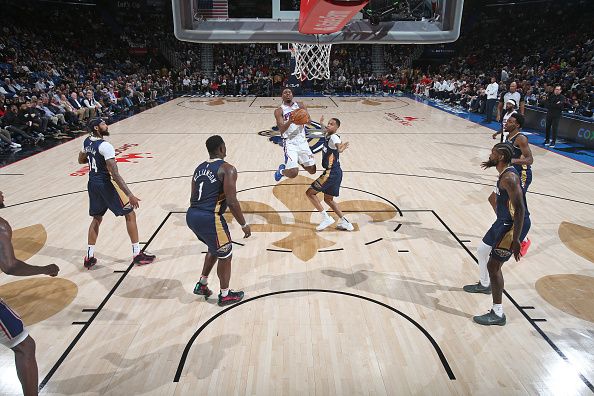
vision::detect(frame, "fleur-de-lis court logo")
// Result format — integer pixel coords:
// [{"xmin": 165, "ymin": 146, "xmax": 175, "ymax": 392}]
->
[{"xmin": 224, "ymin": 175, "xmax": 398, "ymax": 261}]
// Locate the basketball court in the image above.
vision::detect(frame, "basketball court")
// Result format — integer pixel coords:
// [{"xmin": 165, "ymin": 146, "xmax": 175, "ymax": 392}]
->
[{"xmin": 1, "ymin": 95, "xmax": 593, "ymax": 395}]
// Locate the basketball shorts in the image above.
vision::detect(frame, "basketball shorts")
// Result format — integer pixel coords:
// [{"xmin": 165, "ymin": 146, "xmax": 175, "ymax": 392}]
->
[
  {"xmin": 482, "ymin": 218, "xmax": 531, "ymax": 262},
  {"xmin": 186, "ymin": 208, "xmax": 233, "ymax": 259},
  {"xmin": 284, "ymin": 139, "xmax": 315, "ymax": 169},
  {"xmin": 0, "ymin": 299, "xmax": 28, "ymax": 349},
  {"xmin": 88, "ymin": 179, "xmax": 133, "ymax": 217},
  {"xmin": 311, "ymin": 167, "xmax": 343, "ymax": 197}
]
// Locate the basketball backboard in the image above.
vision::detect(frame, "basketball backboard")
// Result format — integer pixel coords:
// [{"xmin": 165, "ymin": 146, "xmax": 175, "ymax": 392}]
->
[{"xmin": 172, "ymin": 0, "xmax": 464, "ymax": 44}]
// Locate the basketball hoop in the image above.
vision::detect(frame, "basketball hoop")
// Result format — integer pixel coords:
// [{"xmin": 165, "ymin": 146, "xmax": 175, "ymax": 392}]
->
[{"xmin": 291, "ymin": 42, "xmax": 332, "ymax": 81}]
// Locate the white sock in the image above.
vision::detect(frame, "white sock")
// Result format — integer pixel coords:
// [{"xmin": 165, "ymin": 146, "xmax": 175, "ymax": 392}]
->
[
  {"xmin": 523, "ymin": 236, "xmax": 528, "ymax": 242},
  {"xmin": 320, "ymin": 210, "xmax": 331, "ymax": 219},
  {"xmin": 132, "ymin": 243, "xmax": 141, "ymax": 256},
  {"xmin": 477, "ymin": 242, "xmax": 491, "ymax": 287},
  {"xmin": 492, "ymin": 304, "xmax": 504, "ymax": 317},
  {"xmin": 221, "ymin": 288, "xmax": 229, "ymax": 297},
  {"xmin": 341, "ymin": 216, "xmax": 349, "ymax": 223},
  {"xmin": 199, "ymin": 276, "xmax": 208, "ymax": 285},
  {"xmin": 87, "ymin": 245, "xmax": 95, "ymax": 258}
]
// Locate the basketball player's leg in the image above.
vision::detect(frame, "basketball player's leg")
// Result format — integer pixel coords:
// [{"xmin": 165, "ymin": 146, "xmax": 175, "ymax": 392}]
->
[
  {"xmin": 276, "ymin": 143, "xmax": 299, "ymax": 180},
  {"xmin": 306, "ymin": 187, "xmax": 324, "ymax": 212},
  {"xmin": 186, "ymin": 211, "xmax": 241, "ymax": 305},
  {"xmin": 123, "ymin": 210, "xmax": 155, "ymax": 265},
  {"xmin": 302, "ymin": 164, "xmax": 316, "ymax": 175},
  {"xmin": 87, "ymin": 216, "xmax": 102, "ymax": 246},
  {"xmin": 487, "ymin": 257, "xmax": 504, "ymax": 306},
  {"xmin": 282, "ymin": 167, "xmax": 299, "ymax": 179},
  {"xmin": 322, "ymin": 169, "xmax": 352, "ymax": 231},
  {"xmin": 308, "ymin": 177, "xmax": 334, "ymax": 231},
  {"xmin": 104, "ymin": 182, "xmax": 155, "ymax": 265},
  {"xmin": 463, "ymin": 223, "xmax": 497, "ymax": 294},
  {"xmin": 124, "ymin": 210, "xmax": 140, "ymax": 250},
  {"xmin": 298, "ymin": 141, "xmax": 316, "ymax": 175},
  {"xmin": 472, "ymin": 256, "xmax": 506, "ymax": 326},
  {"xmin": 472, "ymin": 222, "xmax": 529, "ymax": 326},
  {"xmin": 186, "ymin": 209, "xmax": 216, "ymax": 298},
  {"xmin": 217, "ymin": 256, "xmax": 232, "ymax": 290},
  {"xmin": 214, "ymin": 254, "xmax": 243, "ymax": 306},
  {"xmin": 12, "ymin": 336, "xmax": 38, "ymax": 396},
  {"xmin": 324, "ymin": 194, "xmax": 353, "ymax": 231},
  {"xmin": 85, "ymin": 183, "xmax": 108, "ymax": 269},
  {"xmin": 2, "ymin": 300, "xmax": 37, "ymax": 396},
  {"xmin": 213, "ymin": 218, "xmax": 243, "ymax": 306},
  {"xmin": 194, "ymin": 252, "xmax": 217, "ymax": 298},
  {"xmin": 519, "ymin": 171, "xmax": 532, "ymax": 256},
  {"xmin": 323, "ymin": 194, "xmax": 344, "ymax": 218}
]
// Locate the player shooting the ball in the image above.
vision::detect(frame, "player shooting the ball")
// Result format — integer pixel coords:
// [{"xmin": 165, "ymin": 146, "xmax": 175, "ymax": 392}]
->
[{"xmin": 274, "ymin": 88, "xmax": 317, "ymax": 181}]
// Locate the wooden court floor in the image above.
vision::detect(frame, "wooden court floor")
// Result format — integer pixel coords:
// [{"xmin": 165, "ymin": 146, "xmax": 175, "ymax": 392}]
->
[{"xmin": 1, "ymin": 96, "xmax": 593, "ymax": 395}]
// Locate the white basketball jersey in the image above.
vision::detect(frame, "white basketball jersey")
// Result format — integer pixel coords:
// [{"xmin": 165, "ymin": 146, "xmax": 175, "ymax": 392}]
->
[
  {"xmin": 280, "ymin": 102, "xmax": 306, "ymax": 142},
  {"xmin": 502, "ymin": 110, "xmax": 516, "ymax": 140}
]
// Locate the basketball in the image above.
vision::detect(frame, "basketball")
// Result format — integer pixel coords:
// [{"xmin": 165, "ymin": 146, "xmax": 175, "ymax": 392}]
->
[{"xmin": 291, "ymin": 108, "xmax": 309, "ymax": 125}]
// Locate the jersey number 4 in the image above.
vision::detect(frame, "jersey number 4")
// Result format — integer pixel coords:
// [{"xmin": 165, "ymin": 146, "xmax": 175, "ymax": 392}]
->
[{"xmin": 88, "ymin": 156, "xmax": 98, "ymax": 173}]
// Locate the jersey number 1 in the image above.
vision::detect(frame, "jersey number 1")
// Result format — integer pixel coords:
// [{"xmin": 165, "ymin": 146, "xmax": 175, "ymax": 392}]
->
[{"xmin": 197, "ymin": 181, "xmax": 204, "ymax": 200}]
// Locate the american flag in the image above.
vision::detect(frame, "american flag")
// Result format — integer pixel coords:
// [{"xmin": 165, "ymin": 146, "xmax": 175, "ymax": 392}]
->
[{"xmin": 196, "ymin": 0, "xmax": 229, "ymax": 19}]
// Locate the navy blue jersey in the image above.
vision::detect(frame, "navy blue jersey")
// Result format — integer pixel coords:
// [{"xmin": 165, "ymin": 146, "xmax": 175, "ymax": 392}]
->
[
  {"xmin": 506, "ymin": 133, "xmax": 532, "ymax": 192},
  {"xmin": 322, "ymin": 134, "xmax": 341, "ymax": 170},
  {"xmin": 311, "ymin": 134, "xmax": 343, "ymax": 197},
  {"xmin": 496, "ymin": 167, "xmax": 530, "ymax": 223},
  {"xmin": 83, "ymin": 137, "xmax": 111, "ymax": 183},
  {"xmin": 507, "ymin": 133, "xmax": 531, "ymax": 172},
  {"xmin": 190, "ymin": 159, "xmax": 227, "ymax": 214}
]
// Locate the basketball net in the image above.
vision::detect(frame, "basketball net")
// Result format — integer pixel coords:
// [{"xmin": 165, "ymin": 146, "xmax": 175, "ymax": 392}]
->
[{"xmin": 291, "ymin": 43, "xmax": 332, "ymax": 81}]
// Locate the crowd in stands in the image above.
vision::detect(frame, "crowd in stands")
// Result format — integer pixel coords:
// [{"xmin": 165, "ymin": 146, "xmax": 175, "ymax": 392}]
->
[
  {"xmin": 410, "ymin": 2, "xmax": 594, "ymax": 119},
  {"xmin": 0, "ymin": 0, "xmax": 592, "ymax": 154},
  {"xmin": 0, "ymin": 2, "xmax": 174, "ymax": 153}
]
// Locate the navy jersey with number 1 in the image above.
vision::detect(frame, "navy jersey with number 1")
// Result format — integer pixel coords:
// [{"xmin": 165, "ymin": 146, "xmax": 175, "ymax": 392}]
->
[{"xmin": 187, "ymin": 159, "xmax": 233, "ymax": 258}]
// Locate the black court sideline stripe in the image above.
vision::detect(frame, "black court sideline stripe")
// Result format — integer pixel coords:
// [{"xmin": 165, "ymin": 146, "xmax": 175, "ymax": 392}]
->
[
  {"xmin": 173, "ymin": 289, "xmax": 455, "ymax": 382},
  {"xmin": 38, "ymin": 212, "xmax": 172, "ymax": 390}
]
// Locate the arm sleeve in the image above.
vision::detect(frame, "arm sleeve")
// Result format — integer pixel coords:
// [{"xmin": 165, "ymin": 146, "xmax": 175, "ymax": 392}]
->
[
  {"xmin": 329, "ymin": 134, "xmax": 341, "ymax": 149},
  {"xmin": 81, "ymin": 141, "xmax": 86, "ymax": 153},
  {"xmin": 98, "ymin": 142, "xmax": 116, "ymax": 160}
]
